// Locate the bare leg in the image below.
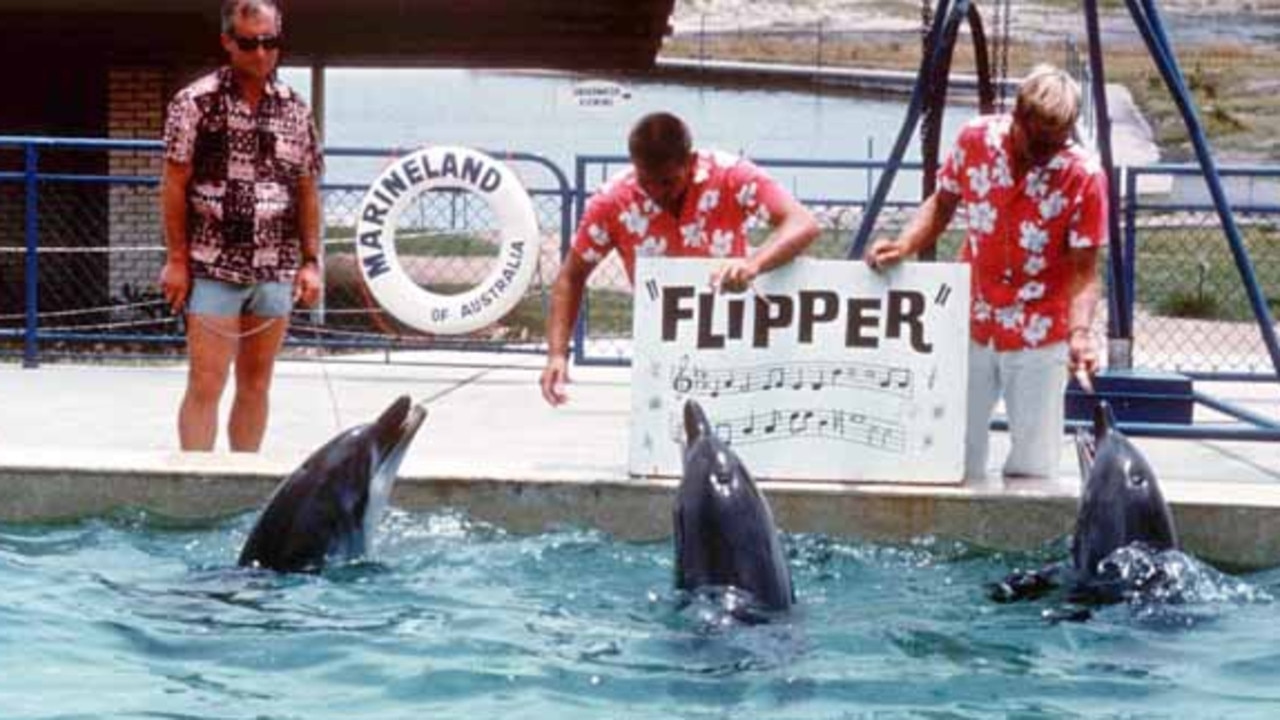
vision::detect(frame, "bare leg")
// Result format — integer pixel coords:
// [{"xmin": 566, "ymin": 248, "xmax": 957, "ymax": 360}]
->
[
  {"xmin": 227, "ymin": 314, "xmax": 289, "ymax": 452},
  {"xmin": 179, "ymin": 314, "xmax": 240, "ymax": 451}
]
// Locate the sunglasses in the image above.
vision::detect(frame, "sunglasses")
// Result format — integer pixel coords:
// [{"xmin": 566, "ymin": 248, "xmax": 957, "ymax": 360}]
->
[{"xmin": 231, "ymin": 33, "xmax": 281, "ymax": 52}]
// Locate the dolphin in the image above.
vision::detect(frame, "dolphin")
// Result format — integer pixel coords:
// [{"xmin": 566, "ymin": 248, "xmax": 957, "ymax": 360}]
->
[
  {"xmin": 674, "ymin": 399, "xmax": 794, "ymax": 613},
  {"xmin": 238, "ymin": 395, "xmax": 428, "ymax": 573},
  {"xmin": 991, "ymin": 400, "xmax": 1180, "ymax": 611}
]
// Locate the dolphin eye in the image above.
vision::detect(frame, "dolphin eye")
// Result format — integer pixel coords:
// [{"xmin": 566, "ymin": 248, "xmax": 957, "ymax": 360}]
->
[{"xmin": 1130, "ymin": 473, "xmax": 1146, "ymax": 487}]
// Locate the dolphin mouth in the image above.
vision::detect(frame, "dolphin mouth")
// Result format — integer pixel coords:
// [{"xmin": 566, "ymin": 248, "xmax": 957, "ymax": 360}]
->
[
  {"xmin": 1074, "ymin": 428, "xmax": 1097, "ymax": 487},
  {"xmin": 383, "ymin": 401, "xmax": 428, "ymax": 471},
  {"xmin": 361, "ymin": 400, "xmax": 428, "ymax": 545}
]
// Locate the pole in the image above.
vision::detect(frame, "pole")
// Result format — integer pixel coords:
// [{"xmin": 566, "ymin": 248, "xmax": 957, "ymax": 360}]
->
[
  {"xmin": 22, "ymin": 143, "xmax": 39, "ymax": 369},
  {"xmin": 1083, "ymin": 0, "xmax": 1132, "ymax": 369}
]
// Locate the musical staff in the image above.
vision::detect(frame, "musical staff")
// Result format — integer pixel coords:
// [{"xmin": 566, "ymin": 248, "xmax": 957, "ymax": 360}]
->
[
  {"xmin": 670, "ymin": 360, "xmax": 914, "ymax": 400},
  {"xmin": 670, "ymin": 407, "xmax": 906, "ymax": 454}
]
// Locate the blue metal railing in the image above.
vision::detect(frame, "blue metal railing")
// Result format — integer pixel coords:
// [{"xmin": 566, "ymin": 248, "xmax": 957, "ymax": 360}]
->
[
  {"xmin": 4, "ymin": 135, "xmax": 1279, "ymax": 428},
  {"xmin": 0, "ymin": 135, "xmax": 574, "ymax": 365}
]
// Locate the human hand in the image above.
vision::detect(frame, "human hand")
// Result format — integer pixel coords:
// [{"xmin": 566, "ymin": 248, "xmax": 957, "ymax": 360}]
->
[
  {"xmin": 159, "ymin": 259, "xmax": 191, "ymax": 314},
  {"xmin": 1068, "ymin": 327, "xmax": 1099, "ymax": 376},
  {"xmin": 540, "ymin": 354, "xmax": 570, "ymax": 406},
  {"xmin": 293, "ymin": 262, "xmax": 322, "ymax": 308},
  {"xmin": 865, "ymin": 238, "xmax": 906, "ymax": 271},
  {"xmin": 709, "ymin": 258, "xmax": 759, "ymax": 294}
]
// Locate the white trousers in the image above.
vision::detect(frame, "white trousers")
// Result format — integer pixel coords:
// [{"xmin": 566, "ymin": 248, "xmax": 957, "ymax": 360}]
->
[{"xmin": 965, "ymin": 340, "xmax": 1068, "ymax": 481}]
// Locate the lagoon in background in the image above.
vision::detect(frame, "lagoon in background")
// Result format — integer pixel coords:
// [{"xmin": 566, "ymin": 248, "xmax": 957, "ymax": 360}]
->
[{"xmin": 281, "ymin": 67, "xmax": 975, "ymax": 201}]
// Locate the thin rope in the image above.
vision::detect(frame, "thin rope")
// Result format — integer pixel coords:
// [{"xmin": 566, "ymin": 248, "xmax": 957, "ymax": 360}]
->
[
  {"xmin": 0, "ymin": 299, "xmax": 170, "ymax": 322},
  {"xmin": 190, "ymin": 314, "xmax": 282, "ymax": 341},
  {"xmin": 0, "ymin": 246, "xmax": 165, "ymax": 254},
  {"xmin": 33, "ymin": 316, "xmax": 178, "ymax": 332}
]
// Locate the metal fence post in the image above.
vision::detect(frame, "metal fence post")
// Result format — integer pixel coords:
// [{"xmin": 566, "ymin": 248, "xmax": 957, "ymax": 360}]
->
[
  {"xmin": 571, "ymin": 155, "xmax": 588, "ymax": 365},
  {"xmin": 22, "ymin": 143, "xmax": 39, "ymax": 369}
]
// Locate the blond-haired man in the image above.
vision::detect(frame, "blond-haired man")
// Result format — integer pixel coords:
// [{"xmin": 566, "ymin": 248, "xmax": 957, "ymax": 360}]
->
[{"xmin": 866, "ymin": 65, "xmax": 1106, "ymax": 481}]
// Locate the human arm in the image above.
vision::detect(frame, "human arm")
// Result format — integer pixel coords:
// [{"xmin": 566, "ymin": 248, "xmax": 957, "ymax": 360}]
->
[
  {"xmin": 1064, "ymin": 161, "xmax": 1109, "ymax": 375},
  {"xmin": 1065, "ymin": 247, "xmax": 1102, "ymax": 374},
  {"xmin": 864, "ymin": 190, "xmax": 959, "ymax": 269},
  {"xmin": 713, "ymin": 190, "xmax": 820, "ymax": 293},
  {"xmin": 541, "ymin": 251, "xmax": 594, "ymax": 406},
  {"xmin": 293, "ymin": 173, "xmax": 323, "ymax": 307},
  {"xmin": 159, "ymin": 160, "xmax": 194, "ymax": 313}
]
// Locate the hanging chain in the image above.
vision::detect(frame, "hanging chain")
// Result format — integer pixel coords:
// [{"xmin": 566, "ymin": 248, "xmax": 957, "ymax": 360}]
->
[
  {"xmin": 921, "ymin": 0, "xmax": 933, "ymax": 51},
  {"xmin": 997, "ymin": 0, "xmax": 1013, "ymax": 112},
  {"xmin": 191, "ymin": 314, "xmax": 282, "ymax": 341}
]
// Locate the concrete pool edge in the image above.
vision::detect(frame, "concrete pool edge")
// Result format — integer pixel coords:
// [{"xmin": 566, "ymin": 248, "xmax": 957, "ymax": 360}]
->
[{"xmin": 2, "ymin": 448, "xmax": 1278, "ymax": 571}]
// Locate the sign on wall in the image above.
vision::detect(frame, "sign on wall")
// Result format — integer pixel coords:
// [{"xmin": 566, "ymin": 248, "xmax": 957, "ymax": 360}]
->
[{"xmin": 629, "ymin": 258, "xmax": 971, "ymax": 483}]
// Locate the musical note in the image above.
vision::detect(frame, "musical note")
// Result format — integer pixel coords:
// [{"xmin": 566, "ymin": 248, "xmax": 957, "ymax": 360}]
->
[
  {"xmin": 667, "ymin": 407, "xmax": 906, "ymax": 454},
  {"xmin": 765, "ymin": 367, "xmax": 786, "ymax": 391},
  {"xmin": 664, "ymin": 361, "xmax": 914, "ymax": 399},
  {"xmin": 788, "ymin": 410, "xmax": 814, "ymax": 435},
  {"xmin": 791, "ymin": 367, "xmax": 806, "ymax": 391},
  {"xmin": 883, "ymin": 368, "xmax": 911, "ymax": 390},
  {"xmin": 714, "ymin": 421, "xmax": 733, "ymax": 445},
  {"xmin": 671, "ymin": 356, "xmax": 693, "ymax": 395}
]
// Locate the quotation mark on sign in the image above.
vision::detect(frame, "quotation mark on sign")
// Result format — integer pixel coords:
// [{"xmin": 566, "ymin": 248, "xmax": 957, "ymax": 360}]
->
[
  {"xmin": 645, "ymin": 279, "xmax": 660, "ymax": 302},
  {"xmin": 934, "ymin": 283, "xmax": 952, "ymax": 307}
]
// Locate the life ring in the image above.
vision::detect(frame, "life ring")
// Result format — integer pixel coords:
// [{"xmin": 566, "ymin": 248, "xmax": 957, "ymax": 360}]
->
[{"xmin": 353, "ymin": 146, "xmax": 540, "ymax": 335}]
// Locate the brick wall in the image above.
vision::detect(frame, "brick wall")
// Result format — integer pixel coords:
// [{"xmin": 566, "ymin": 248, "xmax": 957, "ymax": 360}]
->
[{"xmin": 107, "ymin": 67, "xmax": 167, "ymax": 304}]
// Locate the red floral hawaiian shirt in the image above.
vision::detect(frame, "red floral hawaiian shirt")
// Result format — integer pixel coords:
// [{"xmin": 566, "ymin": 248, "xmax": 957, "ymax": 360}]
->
[
  {"xmin": 938, "ymin": 115, "xmax": 1108, "ymax": 350},
  {"xmin": 572, "ymin": 150, "xmax": 789, "ymax": 283}
]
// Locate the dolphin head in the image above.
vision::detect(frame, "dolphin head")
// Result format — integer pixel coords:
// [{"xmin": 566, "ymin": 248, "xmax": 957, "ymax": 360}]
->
[
  {"xmin": 673, "ymin": 399, "xmax": 794, "ymax": 612},
  {"xmin": 238, "ymin": 395, "xmax": 428, "ymax": 572},
  {"xmin": 1071, "ymin": 401, "xmax": 1178, "ymax": 580}
]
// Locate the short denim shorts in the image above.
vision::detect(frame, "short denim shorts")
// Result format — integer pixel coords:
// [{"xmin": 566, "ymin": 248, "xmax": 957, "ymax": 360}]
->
[{"xmin": 188, "ymin": 277, "xmax": 294, "ymax": 318}]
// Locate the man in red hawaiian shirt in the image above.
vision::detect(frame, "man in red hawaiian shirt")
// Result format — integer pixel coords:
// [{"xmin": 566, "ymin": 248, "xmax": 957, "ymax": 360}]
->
[
  {"xmin": 867, "ymin": 65, "xmax": 1106, "ymax": 480},
  {"xmin": 540, "ymin": 112, "xmax": 820, "ymax": 406},
  {"xmin": 159, "ymin": 0, "xmax": 323, "ymax": 452}
]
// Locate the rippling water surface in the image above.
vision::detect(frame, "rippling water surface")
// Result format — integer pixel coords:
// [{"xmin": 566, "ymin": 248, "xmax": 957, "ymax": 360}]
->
[{"xmin": 1, "ymin": 510, "xmax": 1278, "ymax": 719}]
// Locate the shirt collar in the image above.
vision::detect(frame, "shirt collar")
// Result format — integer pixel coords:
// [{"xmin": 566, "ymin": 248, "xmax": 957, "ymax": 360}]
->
[{"xmin": 218, "ymin": 66, "xmax": 283, "ymax": 101}]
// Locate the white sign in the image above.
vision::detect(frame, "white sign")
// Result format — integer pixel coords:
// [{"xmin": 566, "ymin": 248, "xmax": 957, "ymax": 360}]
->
[
  {"xmin": 567, "ymin": 79, "xmax": 633, "ymax": 111},
  {"xmin": 629, "ymin": 258, "xmax": 971, "ymax": 483}
]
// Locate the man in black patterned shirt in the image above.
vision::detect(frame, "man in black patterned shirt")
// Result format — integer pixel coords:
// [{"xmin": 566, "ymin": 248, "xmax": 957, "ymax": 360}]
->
[{"xmin": 159, "ymin": 0, "xmax": 322, "ymax": 452}]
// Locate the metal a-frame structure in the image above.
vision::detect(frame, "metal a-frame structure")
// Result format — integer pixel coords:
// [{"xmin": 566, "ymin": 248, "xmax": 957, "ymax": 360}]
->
[{"xmin": 845, "ymin": 0, "xmax": 1280, "ymax": 440}]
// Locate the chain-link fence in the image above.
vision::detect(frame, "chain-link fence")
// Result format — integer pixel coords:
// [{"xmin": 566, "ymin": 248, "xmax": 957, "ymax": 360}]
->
[
  {"xmin": 1125, "ymin": 166, "xmax": 1280, "ymax": 376},
  {"xmin": 0, "ymin": 139, "xmax": 573, "ymax": 364},
  {"xmin": 2, "ymin": 137, "xmax": 1278, "ymax": 380}
]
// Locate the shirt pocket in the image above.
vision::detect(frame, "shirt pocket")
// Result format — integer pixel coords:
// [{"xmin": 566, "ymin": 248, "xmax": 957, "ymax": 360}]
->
[{"xmin": 264, "ymin": 130, "xmax": 307, "ymax": 183}]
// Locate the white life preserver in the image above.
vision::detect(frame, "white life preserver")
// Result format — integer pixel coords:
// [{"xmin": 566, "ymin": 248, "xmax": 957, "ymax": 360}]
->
[{"xmin": 353, "ymin": 146, "xmax": 540, "ymax": 335}]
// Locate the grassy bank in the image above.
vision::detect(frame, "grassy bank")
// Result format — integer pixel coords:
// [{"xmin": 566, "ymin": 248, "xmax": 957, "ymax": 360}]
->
[{"xmin": 661, "ymin": 33, "xmax": 1280, "ymax": 162}]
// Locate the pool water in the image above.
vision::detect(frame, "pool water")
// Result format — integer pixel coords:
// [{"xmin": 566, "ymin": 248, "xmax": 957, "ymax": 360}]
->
[{"xmin": 1, "ymin": 509, "xmax": 1277, "ymax": 719}]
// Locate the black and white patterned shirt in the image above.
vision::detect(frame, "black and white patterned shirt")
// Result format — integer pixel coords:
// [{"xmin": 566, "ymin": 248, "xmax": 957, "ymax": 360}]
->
[{"xmin": 163, "ymin": 67, "xmax": 323, "ymax": 284}]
